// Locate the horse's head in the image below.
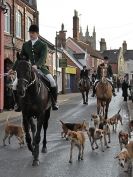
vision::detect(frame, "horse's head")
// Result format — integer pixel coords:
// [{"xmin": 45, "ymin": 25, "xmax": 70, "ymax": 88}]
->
[
  {"xmin": 15, "ymin": 52, "xmax": 34, "ymax": 97},
  {"xmin": 100, "ymin": 65, "xmax": 108, "ymax": 83}
]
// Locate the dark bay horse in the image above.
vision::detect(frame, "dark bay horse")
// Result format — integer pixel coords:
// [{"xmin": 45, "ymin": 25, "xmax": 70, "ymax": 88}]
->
[
  {"xmin": 79, "ymin": 77, "xmax": 90, "ymax": 104},
  {"xmin": 96, "ymin": 65, "xmax": 112, "ymax": 119},
  {"xmin": 15, "ymin": 54, "xmax": 51, "ymax": 166}
]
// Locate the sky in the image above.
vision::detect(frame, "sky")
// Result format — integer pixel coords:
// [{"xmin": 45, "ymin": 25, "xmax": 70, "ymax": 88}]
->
[{"xmin": 37, "ymin": 0, "xmax": 133, "ymax": 50}]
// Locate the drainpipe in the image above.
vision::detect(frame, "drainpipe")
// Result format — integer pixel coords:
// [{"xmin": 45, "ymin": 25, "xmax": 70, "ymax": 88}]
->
[
  {"xmin": 12, "ymin": 0, "xmax": 15, "ymax": 62},
  {"xmin": 0, "ymin": 1, "xmax": 7, "ymax": 112}
]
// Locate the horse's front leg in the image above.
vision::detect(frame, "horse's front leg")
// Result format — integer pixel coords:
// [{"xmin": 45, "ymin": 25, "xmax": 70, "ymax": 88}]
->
[
  {"xmin": 42, "ymin": 108, "xmax": 51, "ymax": 153},
  {"xmin": 32, "ymin": 117, "xmax": 43, "ymax": 166},
  {"xmin": 86, "ymin": 91, "xmax": 88, "ymax": 104},
  {"xmin": 82, "ymin": 92, "xmax": 86, "ymax": 104},
  {"xmin": 97, "ymin": 99, "xmax": 100, "ymax": 115},
  {"xmin": 29, "ymin": 118, "xmax": 36, "ymax": 146},
  {"xmin": 105, "ymin": 101, "xmax": 109, "ymax": 119},
  {"xmin": 23, "ymin": 117, "xmax": 33, "ymax": 153}
]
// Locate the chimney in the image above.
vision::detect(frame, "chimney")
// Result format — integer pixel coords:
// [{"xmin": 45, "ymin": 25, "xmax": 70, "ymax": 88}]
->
[
  {"xmin": 122, "ymin": 41, "xmax": 127, "ymax": 53},
  {"xmin": 57, "ymin": 24, "xmax": 67, "ymax": 48},
  {"xmin": 100, "ymin": 38, "xmax": 107, "ymax": 52},
  {"xmin": 73, "ymin": 10, "xmax": 79, "ymax": 40}
]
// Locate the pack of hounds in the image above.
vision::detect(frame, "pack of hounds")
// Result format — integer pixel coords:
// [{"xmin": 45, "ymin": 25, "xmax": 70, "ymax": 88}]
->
[{"xmin": 2, "ymin": 109, "xmax": 133, "ymax": 172}]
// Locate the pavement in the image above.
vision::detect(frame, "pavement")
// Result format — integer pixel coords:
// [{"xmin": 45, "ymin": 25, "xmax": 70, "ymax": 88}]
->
[{"xmin": 0, "ymin": 91, "xmax": 132, "ymax": 177}]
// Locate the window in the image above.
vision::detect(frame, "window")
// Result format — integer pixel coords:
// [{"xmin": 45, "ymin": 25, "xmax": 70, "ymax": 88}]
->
[
  {"xmin": 4, "ymin": 3, "xmax": 10, "ymax": 33},
  {"xmin": 16, "ymin": 10, "xmax": 22, "ymax": 38},
  {"xmin": 25, "ymin": 17, "xmax": 32, "ymax": 41}
]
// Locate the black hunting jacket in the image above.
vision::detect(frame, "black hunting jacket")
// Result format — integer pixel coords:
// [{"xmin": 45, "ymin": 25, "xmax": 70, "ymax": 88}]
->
[
  {"xmin": 80, "ymin": 69, "xmax": 89, "ymax": 78},
  {"xmin": 97, "ymin": 64, "xmax": 113, "ymax": 80}
]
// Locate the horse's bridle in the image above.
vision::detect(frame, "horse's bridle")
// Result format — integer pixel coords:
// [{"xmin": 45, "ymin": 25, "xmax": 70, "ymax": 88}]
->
[{"xmin": 17, "ymin": 61, "xmax": 36, "ymax": 90}]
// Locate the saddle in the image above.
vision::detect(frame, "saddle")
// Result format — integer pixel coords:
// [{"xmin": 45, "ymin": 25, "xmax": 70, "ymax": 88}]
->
[{"xmin": 34, "ymin": 69, "xmax": 51, "ymax": 89}]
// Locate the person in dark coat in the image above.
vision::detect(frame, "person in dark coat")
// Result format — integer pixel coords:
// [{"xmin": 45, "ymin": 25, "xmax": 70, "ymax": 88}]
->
[
  {"xmin": 80, "ymin": 66, "xmax": 89, "ymax": 79},
  {"xmin": 91, "ymin": 56, "xmax": 116, "ymax": 97},
  {"xmin": 79, "ymin": 65, "xmax": 90, "ymax": 86},
  {"xmin": 122, "ymin": 78, "xmax": 129, "ymax": 101},
  {"xmin": 116, "ymin": 77, "xmax": 121, "ymax": 92}
]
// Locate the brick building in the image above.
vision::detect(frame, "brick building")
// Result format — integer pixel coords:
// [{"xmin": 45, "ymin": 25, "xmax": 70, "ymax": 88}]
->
[{"xmin": 4, "ymin": 0, "xmax": 38, "ymax": 63}]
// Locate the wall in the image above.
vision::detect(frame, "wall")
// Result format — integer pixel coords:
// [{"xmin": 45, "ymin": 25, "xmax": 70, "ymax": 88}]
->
[{"xmin": 118, "ymin": 47, "xmax": 125, "ymax": 76}]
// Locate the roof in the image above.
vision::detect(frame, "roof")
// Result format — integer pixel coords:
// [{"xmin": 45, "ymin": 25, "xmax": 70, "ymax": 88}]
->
[
  {"xmin": 23, "ymin": 0, "xmax": 37, "ymax": 9},
  {"xmin": 69, "ymin": 37, "xmax": 103, "ymax": 59},
  {"xmin": 124, "ymin": 50, "xmax": 133, "ymax": 61},
  {"xmin": 102, "ymin": 49, "xmax": 120, "ymax": 64},
  {"xmin": 63, "ymin": 49, "xmax": 83, "ymax": 69},
  {"xmin": 39, "ymin": 35, "xmax": 55, "ymax": 51}
]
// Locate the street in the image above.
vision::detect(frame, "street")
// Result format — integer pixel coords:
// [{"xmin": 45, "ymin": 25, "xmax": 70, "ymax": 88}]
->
[{"xmin": 0, "ymin": 91, "xmax": 132, "ymax": 177}]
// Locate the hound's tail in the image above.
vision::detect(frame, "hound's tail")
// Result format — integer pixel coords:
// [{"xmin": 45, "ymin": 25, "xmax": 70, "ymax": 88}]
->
[
  {"xmin": 60, "ymin": 120, "xmax": 65, "ymax": 125},
  {"xmin": 117, "ymin": 108, "xmax": 121, "ymax": 114}
]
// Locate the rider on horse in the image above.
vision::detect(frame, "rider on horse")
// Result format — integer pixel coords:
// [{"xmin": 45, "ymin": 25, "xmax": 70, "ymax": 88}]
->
[
  {"xmin": 8, "ymin": 24, "xmax": 58, "ymax": 111},
  {"xmin": 91, "ymin": 56, "xmax": 116, "ymax": 97},
  {"xmin": 79, "ymin": 65, "xmax": 90, "ymax": 85}
]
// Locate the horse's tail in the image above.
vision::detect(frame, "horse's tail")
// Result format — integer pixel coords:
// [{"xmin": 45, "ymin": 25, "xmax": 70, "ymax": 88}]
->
[
  {"xmin": 60, "ymin": 120, "xmax": 65, "ymax": 125},
  {"xmin": 117, "ymin": 108, "xmax": 121, "ymax": 114}
]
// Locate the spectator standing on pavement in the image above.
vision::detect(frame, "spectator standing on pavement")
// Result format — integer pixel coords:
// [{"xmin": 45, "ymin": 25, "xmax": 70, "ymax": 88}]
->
[
  {"xmin": 116, "ymin": 77, "xmax": 121, "ymax": 92},
  {"xmin": 122, "ymin": 77, "xmax": 129, "ymax": 101}
]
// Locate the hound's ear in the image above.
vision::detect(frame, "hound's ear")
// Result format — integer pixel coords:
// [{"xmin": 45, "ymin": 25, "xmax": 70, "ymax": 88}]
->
[
  {"xmin": 16, "ymin": 52, "xmax": 21, "ymax": 60},
  {"xmin": 114, "ymin": 154, "xmax": 119, "ymax": 159}
]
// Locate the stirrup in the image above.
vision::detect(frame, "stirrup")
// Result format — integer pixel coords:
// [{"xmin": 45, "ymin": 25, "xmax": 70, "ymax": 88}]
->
[
  {"xmin": 14, "ymin": 104, "xmax": 21, "ymax": 112},
  {"xmin": 113, "ymin": 92, "xmax": 116, "ymax": 96},
  {"xmin": 52, "ymin": 104, "xmax": 59, "ymax": 110},
  {"xmin": 91, "ymin": 93, "xmax": 95, "ymax": 97}
]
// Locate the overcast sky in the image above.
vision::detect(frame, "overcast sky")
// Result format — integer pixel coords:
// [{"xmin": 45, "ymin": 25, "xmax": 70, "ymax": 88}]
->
[{"xmin": 37, "ymin": 0, "xmax": 133, "ymax": 50}]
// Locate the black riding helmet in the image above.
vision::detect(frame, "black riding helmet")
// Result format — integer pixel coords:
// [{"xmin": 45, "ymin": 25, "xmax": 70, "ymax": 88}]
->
[{"xmin": 29, "ymin": 24, "xmax": 39, "ymax": 33}]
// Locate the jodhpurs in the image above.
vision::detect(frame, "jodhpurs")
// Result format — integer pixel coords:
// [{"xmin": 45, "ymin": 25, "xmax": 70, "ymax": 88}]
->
[{"xmin": 12, "ymin": 70, "xmax": 56, "ymax": 90}]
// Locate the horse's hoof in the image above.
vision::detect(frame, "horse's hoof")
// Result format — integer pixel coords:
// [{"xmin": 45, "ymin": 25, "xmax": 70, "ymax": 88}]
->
[
  {"xmin": 85, "ymin": 102, "xmax": 88, "ymax": 105},
  {"xmin": 95, "ymin": 146, "xmax": 98, "ymax": 149},
  {"xmin": 108, "ymin": 141, "xmax": 111, "ymax": 144},
  {"xmin": 107, "ymin": 146, "xmax": 110, "ymax": 148},
  {"xmin": 32, "ymin": 160, "xmax": 40, "ymax": 167},
  {"xmin": 42, "ymin": 147, "xmax": 47, "ymax": 153},
  {"xmin": 83, "ymin": 102, "xmax": 86, "ymax": 105},
  {"xmin": 69, "ymin": 160, "xmax": 72, "ymax": 163}
]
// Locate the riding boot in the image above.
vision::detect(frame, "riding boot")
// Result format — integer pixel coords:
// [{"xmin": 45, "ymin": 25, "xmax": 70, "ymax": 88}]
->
[
  {"xmin": 13, "ymin": 90, "xmax": 21, "ymax": 112},
  {"xmin": 112, "ymin": 85, "xmax": 116, "ymax": 96},
  {"xmin": 50, "ymin": 87, "xmax": 59, "ymax": 110},
  {"xmin": 91, "ymin": 85, "xmax": 96, "ymax": 97}
]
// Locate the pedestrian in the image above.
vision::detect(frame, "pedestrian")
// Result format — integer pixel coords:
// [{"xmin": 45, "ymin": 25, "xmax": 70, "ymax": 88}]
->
[
  {"xmin": 122, "ymin": 77, "xmax": 129, "ymax": 101},
  {"xmin": 116, "ymin": 77, "xmax": 121, "ymax": 92}
]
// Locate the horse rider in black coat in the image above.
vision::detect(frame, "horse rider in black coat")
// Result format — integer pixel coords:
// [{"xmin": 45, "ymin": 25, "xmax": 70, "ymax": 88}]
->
[
  {"xmin": 80, "ymin": 66, "xmax": 89, "ymax": 79},
  {"xmin": 91, "ymin": 56, "xmax": 116, "ymax": 97},
  {"xmin": 79, "ymin": 66, "xmax": 90, "ymax": 86}
]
